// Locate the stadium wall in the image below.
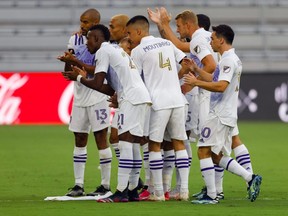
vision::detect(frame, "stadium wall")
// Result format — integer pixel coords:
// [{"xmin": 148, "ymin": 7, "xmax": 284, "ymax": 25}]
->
[{"xmin": 0, "ymin": 72, "xmax": 288, "ymax": 125}]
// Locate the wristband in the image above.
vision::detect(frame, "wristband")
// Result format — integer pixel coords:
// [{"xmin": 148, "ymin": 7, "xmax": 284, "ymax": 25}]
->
[{"xmin": 77, "ymin": 75, "xmax": 82, "ymax": 82}]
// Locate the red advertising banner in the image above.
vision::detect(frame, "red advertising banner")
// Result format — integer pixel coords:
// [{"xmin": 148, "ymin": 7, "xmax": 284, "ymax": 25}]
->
[{"xmin": 0, "ymin": 72, "xmax": 73, "ymax": 125}]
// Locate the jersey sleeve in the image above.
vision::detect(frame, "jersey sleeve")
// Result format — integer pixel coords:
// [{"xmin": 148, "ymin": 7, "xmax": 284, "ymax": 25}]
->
[
  {"xmin": 190, "ymin": 37, "xmax": 212, "ymax": 62},
  {"xmin": 94, "ymin": 48, "xmax": 109, "ymax": 74},
  {"xmin": 67, "ymin": 35, "xmax": 76, "ymax": 51},
  {"xmin": 218, "ymin": 57, "xmax": 235, "ymax": 83}
]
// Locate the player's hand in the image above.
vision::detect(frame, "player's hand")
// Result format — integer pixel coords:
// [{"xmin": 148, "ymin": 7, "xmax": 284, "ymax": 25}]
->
[
  {"xmin": 159, "ymin": 7, "xmax": 172, "ymax": 25},
  {"xmin": 107, "ymin": 93, "xmax": 118, "ymax": 108},
  {"xmin": 181, "ymin": 83, "xmax": 193, "ymax": 94},
  {"xmin": 147, "ymin": 7, "xmax": 161, "ymax": 25},
  {"xmin": 183, "ymin": 72, "xmax": 197, "ymax": 87},
  {"xmin": 62, "ymin": 70, "xmax": 78, "ymax": 81},
  {"xmin": 182, "ymin": 58, "xmax": 198, "ymax": 73},
  {"xmin": 57, "ymin": 50, "xmax": 75, "ymax": 63},
  {"xmin": 71, "ymin": 65, "xmax": 87, "ymax": 78}
]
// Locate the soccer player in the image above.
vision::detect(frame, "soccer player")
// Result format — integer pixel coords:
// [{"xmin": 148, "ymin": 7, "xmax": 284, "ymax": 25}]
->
[
  {"xmin": 126, "ymin": 15, "xmax": 190, "ymax": 201},
  {"xmin": 183, "ymin": 24, "xmax": 262, "ymax": 204},
  {"xmin": 107, "ymin": 14, "xmax": 130, "ymax": 161},
  {"xmin": 57, "ymin": 8, "xmax": 112, "ymax": 197},
  {"xmin": 63, "ymin": 24, "xmax": 152, "ymax": 202}
]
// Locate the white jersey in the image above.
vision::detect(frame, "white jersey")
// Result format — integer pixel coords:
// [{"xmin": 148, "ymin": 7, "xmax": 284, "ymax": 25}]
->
[
  {"xmin": 94, "ymin": 42, "xmax": 151, "ymax": 105},
  {"xmin": 190, "ymin": 28, "xmax": 219, "ymax": 94},
  {"xmin": 131, "ymin": 35, "xmax": 186, "ymax": 110},
  {"xmin": 210, "ymin": 48, "xmax": 242, "ymax": 127},
  {"xmin": 68, "ymin": 34, "xmax": 107, "ymax": 107}
]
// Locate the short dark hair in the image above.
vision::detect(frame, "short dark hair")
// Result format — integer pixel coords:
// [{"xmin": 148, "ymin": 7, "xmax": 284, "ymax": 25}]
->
[
  {"xmin": 197, "ymin": 14, "xmax": 210, "ymax": 31},
  {"xmin": 89, "ymin": 24, "xmax": 110, "ymax": 41},
  {"xmin": 126, "ymin": 15, "xmax": 149, "ymax": 27},
  {"xmin": 212, "ymin": 24, "xmax": 234, "ymax": 45}
]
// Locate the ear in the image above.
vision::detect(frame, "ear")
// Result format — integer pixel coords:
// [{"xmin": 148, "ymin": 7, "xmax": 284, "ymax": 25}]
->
[{"xmin": 136, "ymin": 28, "xmax": 141, "ymax": 36}]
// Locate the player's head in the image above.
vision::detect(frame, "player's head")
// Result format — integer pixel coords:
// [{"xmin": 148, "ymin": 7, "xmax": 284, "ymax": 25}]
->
[
  {"xmin": 119, "ymin": 37, "xmax": 132, "ymax": 55},
  {"xmin": 80, "ymin": 8, "xmax": 101, "ymax": 36},
  {"xmin": 175, "ymin": 10, "xmax": 198, "ymax": 39},
  {"xmin": 211, "ymin": 24, "xmax": 234, "ymax": 53},
  {"xmin": 197, "ymin": 14, "xmax": 211, "ymax": 31},
  {"xmin": 109, "ymin": 14, "xmax": 130, "ymax": 43},
  {"xmin": 86, "ymin": 24, "xmax": 110, "ymax": 54},
  {"xmin": 126, "ymin": 15, "xmax": 149, "ymax": 48}
]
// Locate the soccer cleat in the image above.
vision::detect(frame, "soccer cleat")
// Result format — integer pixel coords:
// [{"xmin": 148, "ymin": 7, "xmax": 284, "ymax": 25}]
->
[
  {"xmin": 169, "ymin": 187, "xmax": 180, "ymax": 200},
  {"xmin": 164, "ymin": 191, "xmax": 170, "ymax": 201},
  {"xmin": 65, "ymin": 185, "xmax": 85, "ymax": 197},
  {"xmin": 149, "ymin": 194, "xmax": 165, "ymax": 201},
  {"xmin": 192, "ymin": 186, "xmax": 207, "ymax": 199},
  {"xmin": 191, "ymin": 194, "xmax": 219, "ymax": 204},
  {"xmin": 216, "ymin": 192, "xmax": 224, "ymax": 200},
  {"xmin": 139, "ymin": 189, "xmax": 151, "ymax": 201},
  {"xmin": 87, "ymin": 185, "xmax": 111, "ymax": 196},
  {"xmin": 180, "ymin": 191, "xmax": 189, "ymax": 201},
  {"xmin": 128, "ymin": 188, "xmax": 140, "ymax": 201},
  {"xmin": 97, "ymin": 190, "xmax": 129, "ymax": 203},
  {"xmin": 247, "ymin": 174, "xmax": 262, "ymax": 202}
]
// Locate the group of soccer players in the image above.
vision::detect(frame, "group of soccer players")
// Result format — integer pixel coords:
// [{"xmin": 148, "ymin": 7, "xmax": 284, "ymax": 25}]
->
[{"xmin": 58, "ymin": 6, "xmax": 262, "ymax": 204}]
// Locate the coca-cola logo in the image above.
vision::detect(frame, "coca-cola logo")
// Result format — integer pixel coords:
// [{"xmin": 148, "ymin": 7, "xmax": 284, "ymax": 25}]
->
[
  {"xmin": 0, "ymin": 74, "xmax": 29, "ymax": 124},
  {"xmin": 58, "ymin": 82, "xmax": 73, "ymax": 124}
]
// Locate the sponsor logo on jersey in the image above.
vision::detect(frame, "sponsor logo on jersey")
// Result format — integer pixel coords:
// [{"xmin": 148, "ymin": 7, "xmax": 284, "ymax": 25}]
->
[
  {"xmin": 223, "ymin": 66, "xmax": 231, "ymax": 73},
  {"xmin": 193, "ymin": 45, "xmax": 201, "ymax": 54}
]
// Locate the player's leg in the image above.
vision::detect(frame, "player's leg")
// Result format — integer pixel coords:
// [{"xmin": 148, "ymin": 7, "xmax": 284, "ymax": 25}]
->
[
  {"xmin": 66, "ymin": 106, "xmax": 90, "ymax": 196},
  {"xmin": 162, "ymin": 139, "xmax": 175, "ymax": 200},
  {"xmin": 232, "ymin": 126, "xmax": 253, "ymax": 173},
  {"xmin": 168, "ymin": 106, "xmax": 190, "ymax": 201},
  {"xmin": 110, "ymin": 109, "xmax": 120, "ymax": 161}
]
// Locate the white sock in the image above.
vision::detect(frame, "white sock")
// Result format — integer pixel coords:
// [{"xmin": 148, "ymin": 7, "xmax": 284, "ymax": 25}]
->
[
  {"xmin": 99, "ymin": 147, "xmax": 112, "ymax": 189},
  {"xmin": 128, "ymin": 143, "xmax": 142, "ymax": 190},
  {"xmin": 184, "ymin": 139, "xmax": 192, "ymax": 167},
  {"xmin": 200, "ymin": 158, "xmax": 216, "ymax": 199},
  {"xmin": 163, "ymin": 150, "xmax": 175, "ymax": 193},
  {"xmin": 149, "ymin": 151, "xmax": 164, "ymax": 196},
  {"xmin": 175, "ymin": 149, "xmax": 189, "ymax": 192},
  {"xmin": 219, "ymin": 156, "xmax": 252, "ymax": 183},
  {"xmin": 117, "ymin": 141, "xmax": 133, "ymax": 192},
  {"xmin": 73, "ymin": 146, "xmax": 87, "ymax": 187},
  {"xmin": 111, "ymin": 143, "xmax": 120, "ymax": 161},
  {"xmin": 234, "ymin": 144, "xmax": 253, "ymax": 173},
  {"xmin": 214, "ymin": 164, "xmax": 224, "ymax": 194},
  {"xmin": 142, "ymin": 143, "xmax": 150, "ymax": 186}
]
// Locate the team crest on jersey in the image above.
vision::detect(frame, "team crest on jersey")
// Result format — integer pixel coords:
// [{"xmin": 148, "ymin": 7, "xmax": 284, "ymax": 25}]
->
[
  {"xmin": 194, "ymin": 45, "xmax": 201, "ymax": 54},
  {"xmin": 223, "ymin": 66, "xmax": 231, "ymax": 73}
]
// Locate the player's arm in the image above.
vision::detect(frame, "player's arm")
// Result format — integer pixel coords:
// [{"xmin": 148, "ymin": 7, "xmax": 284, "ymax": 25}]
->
[
  {"xmin": 147, "ymin": 7, "xmax": 190, "ymax": 52},
  {"xmin": 62, "ymin": 66, "xmax": 115, "ymax": 96},
  {"xmin": 184, "ymin": 72, "xmax": 228, "ymax": 92},
  {"xmin": 58, "ymin": 50, "xmax": 95, "ymax": 75}
]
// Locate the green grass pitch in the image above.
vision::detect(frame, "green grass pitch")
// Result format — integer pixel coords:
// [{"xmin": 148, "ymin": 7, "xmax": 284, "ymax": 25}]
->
[{"xmin": 0, "ymin": 121, "xmax": 287, "ymax": 216}]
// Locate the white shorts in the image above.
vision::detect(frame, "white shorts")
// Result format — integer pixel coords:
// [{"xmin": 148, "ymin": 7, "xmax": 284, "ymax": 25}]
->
[
  {"xmin": 111, "ymin": 109, "xmax": 119, "ymax": 129},
  {"xmin": 197, "ymin": 113, "xmax": 233, "ymax": 156},
  {"xmin": 117, "ymin": 101, "xmax": 150, "ymax": 137},
  {"xmin": 231, "ymin": 124, "xmax": 239, "ymax": 137},
  {"xmin": 69, "ymin": 100, "xmax": 110, "ymax": 133},
  {"xmin": 149, "ymin": 106, "xmax": 187, "ymax": 143},
  {"xmin": 185, "ymin": 93, "xmax": 199, "ymax": 135},
  {"xmin": 198, "ymin": 89, "xmax": 210, "ymax": 132}
]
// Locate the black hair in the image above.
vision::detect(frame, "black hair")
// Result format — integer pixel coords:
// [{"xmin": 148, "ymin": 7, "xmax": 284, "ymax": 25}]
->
[
  {"xmin": 126, "ymin": 15, "xmax": 149, "ymax": 28},
  {"xmin": 197, "ymin": 14, "xmax": 211, "ymax": 31},
  {"xmin": 89, "ymin": 24, "xmax": 110, "ymax": 41},
  {"xmin": 212, "ymin": 24, "xmax": 234, "ymax": 45}
]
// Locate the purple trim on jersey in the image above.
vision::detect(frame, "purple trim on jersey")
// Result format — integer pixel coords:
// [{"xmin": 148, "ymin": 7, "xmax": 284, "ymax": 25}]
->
[{"xmin": 74, "ymin": 34, "xmax": 78, "ymax": 46}]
